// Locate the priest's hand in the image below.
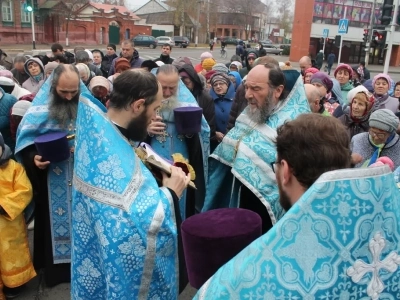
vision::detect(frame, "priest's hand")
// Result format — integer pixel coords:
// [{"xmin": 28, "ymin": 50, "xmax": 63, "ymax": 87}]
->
[
  {"xmin": 147, "ymin": 115, "xmax": 166, "ymax": 136},
  {"xmin": 34, "ymin": 155, "xmax": 50, "ymax": 170},
  {"xmin": 162, "ymin": 166, "xmax": 191, "ymax": 198}
]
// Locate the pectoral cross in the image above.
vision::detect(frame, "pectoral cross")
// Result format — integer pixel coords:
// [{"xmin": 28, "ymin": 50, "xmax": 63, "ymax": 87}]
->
[{"xmin": 156, "ymin": 129, "xmax": 170, "ymax": 143}]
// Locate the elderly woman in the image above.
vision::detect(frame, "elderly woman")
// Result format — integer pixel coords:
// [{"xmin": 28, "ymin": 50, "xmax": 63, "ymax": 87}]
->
[
  {"xmin": 89, "ymin": 76, "xmax": 111, "ymax": 105},
  {"xmin": 229, "ymin": 61, "xmax": 242, "ymax": 72},
  {"xmin": 22, "ymin": 58, "xmax": 45, "ymax": 94},
  {"xmin": 372, "ymin": 73, "xmax": 398, "ymax": 113},
  {"xmin": 351, "ymin": 109, "xmax": 400, "ymax": 169},
  {"xmin": 44, "ymin": 61, "xmax": 59, "ymax": 79},
  {"xmin": 303, "ymin": 67, "xmax": 319, "ymax": 84},
  {"xmin": 209, "ymin": 72, "xmax": 236, "ymax": 152},
  {"xmin": 107, "ymin": 58, "xmax": 131, "ymax": 84},
  {"xmin": 338, "ymin": 86, "xmax": 375, "ymax": 139},
  {"xmin": 334, "ymin": 63, "xmax": 354, "ymax": 105},
  {"xmin": 310, "ymin": 72, "xmax": 334, "ymax": 115},
  {"xmin": 76, "ymin": 63, "xmax": 92, "ymax": 86}
]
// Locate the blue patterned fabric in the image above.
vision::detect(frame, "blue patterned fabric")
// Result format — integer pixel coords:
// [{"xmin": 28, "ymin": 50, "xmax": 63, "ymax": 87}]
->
[
  {"xmin": 202, "ymin": 75, "xmax": 310, "ymax": 223},
  {"xmin": 72, "ymin": 95, "xmax": 179, "ymax": 299},
  {"xmin": 195, "ymin": 166, "xmax": 400, "ymax": 299},
  {"xmin": 149, "ymin": 78, "xmax": 210, "ymax": 219},
  {"xmin": 15, "ymin": 75, "xmax": 90, "ymax": 264}
]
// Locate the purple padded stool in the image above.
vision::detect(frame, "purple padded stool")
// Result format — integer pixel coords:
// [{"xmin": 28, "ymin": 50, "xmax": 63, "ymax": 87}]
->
[{"xmin": 181, "ymin": 208, "xmax": 262, "ymax": 289}]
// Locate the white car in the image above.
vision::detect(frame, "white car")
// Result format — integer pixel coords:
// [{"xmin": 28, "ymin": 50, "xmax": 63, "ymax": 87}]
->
[{"xmin": 156, "ymin": 36, "xmax": 174, "ymax": 47}]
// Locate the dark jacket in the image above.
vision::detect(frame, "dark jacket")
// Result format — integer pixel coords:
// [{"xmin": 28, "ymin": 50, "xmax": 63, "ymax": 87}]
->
[
  {"xmin": 227, "ymin": 84, "xmax": 247, "ymax": 131},
  {"xmin": 239, "ymin": 50, "xmax": 258, "ymax": 78},
  {"xmin": 109, "ymin": 50, "xmax": 144, "ymax": 76},
  {"xmin": 338, "ymin": 112, "xmax": 370, "ymax": 140},
  {"xmin": 64, "ymin": 51, "xmax": 75, "ymax": 64},
  {"xmin": 179, "ymin": 64, "xmax": 216, "ymax": 140},
  {"xmin": 101, "ymin": 53, "xmax": 118, "ymax": 77},
  {"xmin": 327, "ymin": 53, "xmax": 335, "ymax": 65},
  {"xmin": 154, "ymin": 55, "xmax": 174, "ymax": 64},
  {"xmin": 11, "ymin": 68, "xmax": 30, "ymax": 86},
  {"xmin": 88, "ymin": 63, "xmax": 103, "ymax": 77},
  {"xmin": 363, "ymin": 67, "xmax": 371, "ymax": 80}
]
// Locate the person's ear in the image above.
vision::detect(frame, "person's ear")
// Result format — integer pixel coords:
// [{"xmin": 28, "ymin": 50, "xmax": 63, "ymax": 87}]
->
[
  {"xmin": 130, "ymin": 99, "xmax": 145, "ymax": 114},
  {"xmin": 274, "ymin": 85, "xmax": 284, "ymax": 100},
  {"xmin": 280, "ymin": 159, "xmax": 292, "ymax": 185}
]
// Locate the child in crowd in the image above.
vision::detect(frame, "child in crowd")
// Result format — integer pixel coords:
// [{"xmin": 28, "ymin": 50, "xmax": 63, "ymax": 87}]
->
[{"xmin": 0, "ymin": 133, "xmax": 36, "ymax": 299}]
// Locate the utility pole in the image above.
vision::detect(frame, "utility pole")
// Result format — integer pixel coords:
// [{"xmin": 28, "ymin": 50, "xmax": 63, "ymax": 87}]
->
[
  {"xmin": 206, "ymin": 0, "xmax": 210, "ymax": 42},
  {"xmin": 383, "ymin": 0, "xmax": 399, "ymax": 73},
  {"xmin": 365, "ymin": 0, "xmax": 377, "ymax": 67},
  {"xmin": 31, "ymin": 10, "xmax": 36, "ymax": 49},
  {"xmin": 195, "ymin": 1, "xmax": 200, "ymax": 46}
]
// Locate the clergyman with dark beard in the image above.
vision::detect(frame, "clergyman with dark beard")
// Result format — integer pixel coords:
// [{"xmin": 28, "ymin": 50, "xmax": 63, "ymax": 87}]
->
[
  {"xmin": 202, "ymin": 64, "xmax": 312, "ymax": 234},
  {"xmin": 14, "ymin": 64, "xmax": 91, "ymax": 288},
  {"xmin": 72, "ymin": 69, "xmax": 190, "ymax": 299}
]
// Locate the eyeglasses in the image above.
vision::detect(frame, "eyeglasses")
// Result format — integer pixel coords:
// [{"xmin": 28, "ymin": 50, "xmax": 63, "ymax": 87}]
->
[
  {"xmin": 270, "ymin": 161, "xmax": 280, "ymax": 173},
  {"xmin": 369, "ymin": 129, "xmax": 387, "ymax": 139},
  {"xmin": 213, "ymin": 82, "xmax": 227, "ymax": 88}
]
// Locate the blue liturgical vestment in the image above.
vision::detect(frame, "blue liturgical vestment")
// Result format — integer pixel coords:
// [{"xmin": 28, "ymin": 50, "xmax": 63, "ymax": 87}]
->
[
  {"xmin": 202, "ymin": 76, "xmax": 310, "ymax": 223},
  {"xmin": 15, "ymin": 75, "xmax": 90, "ymax": 264},
  {"xmin": 195, "ymin": 166, "xmax": 400, "ymax": 299},
  {"xmin": 72, "ymin": 95, "xmax": 180, "ymax": 299}
]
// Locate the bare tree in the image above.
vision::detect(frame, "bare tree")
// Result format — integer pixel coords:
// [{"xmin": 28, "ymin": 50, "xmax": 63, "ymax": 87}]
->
[
  {"xmin": 274, "ymin": 0, "xmax": 294, "ymax": 38},
  {"xmin": 51, "ymin": 0, "xmax": 88, "ymax": 46}
]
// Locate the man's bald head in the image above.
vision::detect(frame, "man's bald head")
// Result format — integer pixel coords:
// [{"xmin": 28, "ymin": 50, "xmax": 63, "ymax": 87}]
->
[
  {"xmin": 305, "ymin": 84, "xmax": 321, "ymax": 113},
  {"xmin": 299, "ymin": 56, "xmax": 312, "ymax": 74}
]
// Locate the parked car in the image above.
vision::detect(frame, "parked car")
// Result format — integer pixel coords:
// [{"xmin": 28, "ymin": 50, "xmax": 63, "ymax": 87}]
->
[
  {"xmin": 259, "ymin": 40, "xmax": 273, "ymax": 47},
  {"xmin": 264, "ymin": 45, "xmax": 283, "ymax": 55},
  {"xmin": 173, "ymin": 36, "xmax": 190, "ymax": 48},
  {"xmin": 156, "ymin": 36, "xmax": 174, "ymax": 47},
  {"xmin": 132, "ymin": 35, "xmax": 158, "ymax": 48},
  {"xmin": 221, "ymin": 37, "xmax": 241, "ymax": 45}
]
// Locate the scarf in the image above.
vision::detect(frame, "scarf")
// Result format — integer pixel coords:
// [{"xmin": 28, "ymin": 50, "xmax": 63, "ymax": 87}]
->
[
  {"xmin": 363, "ymin": 133, "xmax": 395, "ymax": 167},
  {"xmin": 373, "ymin": 93, "xmax": 389, "ymax": 104},
  {"xmin": 33, "ymin": 73, "xmax": 43, "ymax": 82}
]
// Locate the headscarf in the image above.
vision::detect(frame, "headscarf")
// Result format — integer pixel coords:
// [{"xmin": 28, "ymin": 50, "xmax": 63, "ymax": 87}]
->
[
  {"xmin": 228, "ymin": 71, "xmax": 242, "ymax": 91},
  {"xmin": 89, "ymin": 76, "xmax": 111, "ymax": 93},
  {"xmin": 229, "ymin": 61, "xmax": 243, "ymax": 70}
]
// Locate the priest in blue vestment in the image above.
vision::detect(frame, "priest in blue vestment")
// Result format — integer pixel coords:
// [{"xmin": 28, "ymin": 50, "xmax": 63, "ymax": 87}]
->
[
  {"xmin": 147, "ymin": 65, "xmax": 210, "ymax": 217},
  {"xmin": 202, "ymin": 63, "xmax": 310, "ymax": 233},
  {"xmin": 72, "ymin": 69, "xmax": 190, "ymax": 299},
  {"xmin": 195, "ymin": 114, "xmax": 400, "ymax": 298},
  {"xmin": 15, "ymin": 64, "xmax": 90, "ymax": 287}
]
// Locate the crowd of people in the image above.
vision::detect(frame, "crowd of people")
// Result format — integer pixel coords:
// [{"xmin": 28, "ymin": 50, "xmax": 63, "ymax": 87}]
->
[{"xmin": 0, "ymin": 40, "xmax": 400, "ymax": 299}]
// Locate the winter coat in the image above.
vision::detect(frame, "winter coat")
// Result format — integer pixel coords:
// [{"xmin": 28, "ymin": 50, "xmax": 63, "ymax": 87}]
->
[
  {"xmin": 0, "ymin": 87, "xmax": 18, "ymax": 149},
  {"xmin": 239, "ymin": 50, "xmax": 258, "ymax": 78},
  {"xmin": 227, "ymin": 84, "xmax": 247, "ymax": 131},
  {"xmin": 11, "ymin": 68, "xmax": 30, "ymax": 86},
  {"xmin": 22, "ymin": 58, "xmax": 45, "ymax": 94},
  {"xmin": 179, "ymin": 64, "xmax": 216, "ymax": 140},
  {"xmin": 327, "ymin": 53, "xmax": 335, "ymax": 65},
  {"xmin": 154, "ymin": 55, "xmax": 174, "ymax": 65},
  {"xmin": 101, "ymin": 53, "xmax": 118, "ymax": 77},
  {"xmin": 108, "ymin": 50, "xmax": 144, "ymax": 76},
  {"xmin": 373, "ymin": 94, "xmax": 399, "ymax": 114},
  {"xmin": 210, "ymin": 82, "xmax": 236, "ymax": 133}
]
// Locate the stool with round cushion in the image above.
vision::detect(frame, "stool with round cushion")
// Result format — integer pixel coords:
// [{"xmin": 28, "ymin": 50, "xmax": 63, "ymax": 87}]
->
[{"xmin": 181, "ymin": 208, "xmax": 262, "ymax": 289}]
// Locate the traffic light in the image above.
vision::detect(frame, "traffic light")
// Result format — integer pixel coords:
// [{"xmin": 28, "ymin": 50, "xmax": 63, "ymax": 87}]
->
[
  {"xmin": 334, "ymin": 35, "xmax": 341, "ymax": 47},
  {"xmin": 380, "ymin": 0, "xmax": 394, "ymax": 26},
  {"xmin": 363, "ymin": 29, "xmax": 369, "ymax": 43},
  {"xmin": 372, "ymin": 30, "xmax": 387, "ymax": 47},
  {"xmin": 24, "ymin": 0, "xmax": 33, "ymax": 12}
]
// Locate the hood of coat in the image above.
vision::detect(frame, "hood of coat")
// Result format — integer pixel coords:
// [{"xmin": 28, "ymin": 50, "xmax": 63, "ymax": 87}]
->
[{"xmin": 24, "ymin": 58, "xmax": 44, "ymax": 82}]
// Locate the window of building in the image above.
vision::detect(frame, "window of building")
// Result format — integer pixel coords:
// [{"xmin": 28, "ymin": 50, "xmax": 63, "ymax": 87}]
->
[
  {"xmin": 21, "ymin": 6, "xmax": 31, "ymax": 23},
  {"xmin": 2, "ymin": 0, "xmax": 13, "ymax": 22}
]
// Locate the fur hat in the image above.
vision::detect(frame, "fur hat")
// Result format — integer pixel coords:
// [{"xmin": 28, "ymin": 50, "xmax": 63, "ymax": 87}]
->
[
  {"xmin": 310, "ymin": 72, "xmax": 333, "ymax": 93},
  {"xmin": 202, "ymin": 58, "xmax": 216, "ymax": 71},
  {"xmin": 334, "ymin": 63, "xmax": 353, "ymax": 80},
  {"xmin": 369, "ymin": 109, "xmax": 399, "ymax": 134}
]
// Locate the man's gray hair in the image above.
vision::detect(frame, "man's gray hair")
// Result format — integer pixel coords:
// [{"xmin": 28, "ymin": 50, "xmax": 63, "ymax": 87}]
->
[
  {"xmin": 156, "ymin": 64, "xmax": 179, "ymax": 76},
  {"xmin": 14, "ymin": 55, "xmax": 27, "ymax": 64},
  {"xmin": 75, "ymin": 50, "xmax": 89, "ymax": 64}
]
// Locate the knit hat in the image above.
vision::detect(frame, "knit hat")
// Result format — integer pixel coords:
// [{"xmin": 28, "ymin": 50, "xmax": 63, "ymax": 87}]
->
[
  {"xmin": 372, "ymin": 73, "xmax": 392, "ymax": 87},
  {"xmin": 44, "ymin": 61, "xmax": 59, "ymax": 75},
  {"xmin": 363, "ymin": 79, "xmax": 374, "ymax": 93},
  {"xmin": 107, "ymin": 43, "xmax": 116, "ymax": 51},
  {"xmin": 210, "ymin": 73, "xmax": 230, "ymax": 87},
  {"xmin": 229, "ymin": 61, "xmax": 242, "ymax": 70},
  {"xmin": 202, "ymin": 58, "xmax": 216, "ymax": 71},
  {"xmin": 310, "ymin": 72, "xmax": 333, "ymax": 93},
  {"xmin": 280, "ymin": 61, "xmax": 293, "ymax": 70},
  {"xmin": 0, "ymin": 70, "xmax": 13, "ymax": 79},
  {"xmin": 0, "ymin": 76, "xmax": 15, "ymax": 87},
  {"xmin": 247, "ymin": 52, "xmax": 257, "ymax": 59},
  {"xmin": 205, "ymin": 70, "xmax": 217, "ymax": 81},
  {"xmin": 304, "ymin": 67, "xmax": 319, "ymax": 75},
  {"xmin": 334, "ymin": 63, "xmax": 353, "ymax": 80},
  {"xmin": 172, "ymin": 57, "xmax": 193, "ymax": 69},
  {"xmin": 200, "ymin": 52, "xmax": 213, "ymax": 61},
  {"xmin": 369, "ymin": 109, "xmax": 399, "ymax": 134},
  {"xmin": 115, "ymin": 58, "xmax": 131, "ymax": 73},
  {"xmin": 212, "ymin": 63, "xmax": 229, "ymax": 74},
  {"xmin": 283, "ymin": 69, "xmax": 300, "ymax": 93},
  {"xmin": 11, "ymin": 100, "xmax": 32, "ymax": 116}
]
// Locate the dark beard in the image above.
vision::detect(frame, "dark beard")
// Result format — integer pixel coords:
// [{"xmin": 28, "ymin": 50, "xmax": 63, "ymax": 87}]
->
[
  {"xmin": 48, "ymin": 89, "xmax": 79, "ymax": 128},
  {"xmin": 246, "ymin": 89, "xmax": 275, "ymax": 124},
  {"xmin": 277, "ymin": 176, "xmax": 292, "ymax": 212},
  {"xmin": 126, "ymin": 108, "xmax": 149, "ymax": 141}
]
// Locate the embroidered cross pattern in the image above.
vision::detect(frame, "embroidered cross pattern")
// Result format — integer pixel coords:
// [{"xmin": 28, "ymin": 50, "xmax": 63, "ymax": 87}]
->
[
  {"xmin": 53, "ymin": 166, "xmax": 62, "ymax": 175},
  {"xmin": 347, "ymin": 232, "xmax": 400, "ymax": 300}
]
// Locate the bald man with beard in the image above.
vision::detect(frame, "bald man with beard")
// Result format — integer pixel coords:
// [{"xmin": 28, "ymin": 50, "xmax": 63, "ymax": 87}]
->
[{"xmin": 15, "ymin": 64, "xmax": 93, "ymax": 288}]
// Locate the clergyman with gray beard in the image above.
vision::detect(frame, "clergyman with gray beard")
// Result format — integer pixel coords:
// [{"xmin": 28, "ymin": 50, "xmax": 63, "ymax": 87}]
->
[
  {"xmin": 202, "ymin": 63, "xmax": 311, "ymax": 235},
  {"xmin": 15, "ymin": 63, "xmax": 92, "ymax": 288}
]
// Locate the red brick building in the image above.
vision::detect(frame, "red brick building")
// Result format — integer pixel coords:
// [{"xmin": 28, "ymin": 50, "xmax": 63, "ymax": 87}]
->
[{"xmin": 0, "ymin": 0, "xmax": 151, "ymax": 46}]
